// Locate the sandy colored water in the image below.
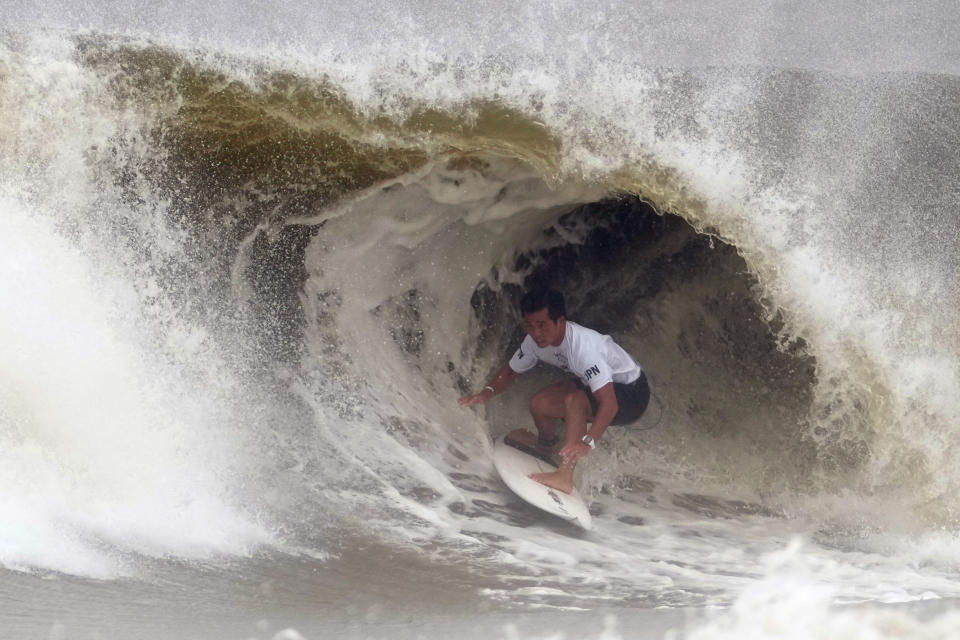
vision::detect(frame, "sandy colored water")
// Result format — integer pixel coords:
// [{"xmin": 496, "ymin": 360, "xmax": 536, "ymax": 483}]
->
[{"xmin": 2, "ymin": 541, "xmax": 695, "ymax": 640}]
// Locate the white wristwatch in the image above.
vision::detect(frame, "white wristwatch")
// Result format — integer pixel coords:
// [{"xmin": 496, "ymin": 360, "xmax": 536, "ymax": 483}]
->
[{"xmin": 581, "ymin": 434, "xmax": 596, "ymax": 449}]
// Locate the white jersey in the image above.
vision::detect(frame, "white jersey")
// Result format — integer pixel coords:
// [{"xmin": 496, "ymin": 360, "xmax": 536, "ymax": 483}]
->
[{"xmin": 508, "ymin": 321, "xmax": 642, "ymax": 392}]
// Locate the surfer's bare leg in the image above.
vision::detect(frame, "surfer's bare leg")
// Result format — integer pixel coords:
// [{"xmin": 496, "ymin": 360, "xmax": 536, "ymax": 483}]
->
[
  {"xmin": 530, "ymin": 386, "xmax": 592, "ymax": 494},
  {"xmin": 530, "ymin": 380, "xmax": 580, "ymax": 442},
  {"xmin": 508, "ymin": 380, "xmax": 579, "ymax": 449}
]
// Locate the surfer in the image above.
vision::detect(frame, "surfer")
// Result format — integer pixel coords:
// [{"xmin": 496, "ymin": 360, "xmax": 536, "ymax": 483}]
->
[{"xmin": 459, "ymin": 288, "xmax": 650, "ymax": 494}]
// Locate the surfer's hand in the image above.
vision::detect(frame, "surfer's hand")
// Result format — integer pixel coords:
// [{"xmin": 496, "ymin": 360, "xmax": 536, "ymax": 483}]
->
[
  {"xmin": 560, "ymin": 442, "xmax": 590, "ymax": 465},
  {"xmin": 458, "ymin": 392, "xmax": 490, "ymax": 406}
]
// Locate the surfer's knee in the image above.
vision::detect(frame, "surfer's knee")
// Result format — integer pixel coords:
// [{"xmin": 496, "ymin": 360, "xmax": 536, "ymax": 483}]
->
[
  {"xmin": 530, "ymin": 382, "xmax": 576, "ymax": 417},
  {"xmin": 562, "ymin": 389, "xmax": 590, "ymax": 414},
  {"xmin": 529, "ymin": 389, "xmax": 550, "ymax": 415}
]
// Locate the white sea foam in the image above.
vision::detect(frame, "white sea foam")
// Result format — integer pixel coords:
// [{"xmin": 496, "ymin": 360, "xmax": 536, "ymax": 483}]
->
[
  {"xmin": 681, "ymin": 541, "xmax": 960, "ymax": 640},
  {"xmin": 0, "ymin": 192, "xmax": 271, "ymax": 577}
]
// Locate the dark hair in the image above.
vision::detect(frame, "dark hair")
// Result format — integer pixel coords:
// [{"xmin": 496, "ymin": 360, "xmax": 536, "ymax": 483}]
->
[{"xmin": 520, "ymin": 288, "xmax": 566, "ymax": 321}]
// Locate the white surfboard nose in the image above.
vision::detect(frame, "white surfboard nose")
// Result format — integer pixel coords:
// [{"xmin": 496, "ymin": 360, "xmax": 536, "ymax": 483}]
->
[{"xmin": 492, "ymin": 434, "xmax": 593, "ymax": 530}]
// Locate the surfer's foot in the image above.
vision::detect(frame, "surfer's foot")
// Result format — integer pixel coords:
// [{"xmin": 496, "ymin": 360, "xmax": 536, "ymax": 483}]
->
[{"xmin": 529, "ymin": 470, "xmax": 574, "ymax": 494}]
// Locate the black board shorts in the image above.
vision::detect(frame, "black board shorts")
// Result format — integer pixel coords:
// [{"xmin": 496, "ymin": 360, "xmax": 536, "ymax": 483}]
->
[{"xmin": 575, "ymin": 371, "xmax": 650, "ymax": 426}]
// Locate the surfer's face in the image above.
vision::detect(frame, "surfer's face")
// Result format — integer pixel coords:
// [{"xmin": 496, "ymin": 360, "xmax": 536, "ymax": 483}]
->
[{"xmin": 523, "ymin": 308, "xmax": 565, "ymax": 348}]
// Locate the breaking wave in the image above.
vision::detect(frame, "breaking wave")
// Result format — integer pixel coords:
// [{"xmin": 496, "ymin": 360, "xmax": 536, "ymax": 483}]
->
[{"xmin": 2, "ymin": 28, "xmax": 960, "ymax": 600}]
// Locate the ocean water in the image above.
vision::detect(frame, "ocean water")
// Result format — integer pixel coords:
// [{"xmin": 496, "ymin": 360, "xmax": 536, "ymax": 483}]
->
[{"xmin": 3, "ymin": 2, "xmax": 960, "ymax": 638}]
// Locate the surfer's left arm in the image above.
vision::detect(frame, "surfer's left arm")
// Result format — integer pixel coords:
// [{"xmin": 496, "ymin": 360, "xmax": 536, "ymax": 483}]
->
[{"xmin": 560, "ymin": 382, "xmax": 617, "ymax": 464}]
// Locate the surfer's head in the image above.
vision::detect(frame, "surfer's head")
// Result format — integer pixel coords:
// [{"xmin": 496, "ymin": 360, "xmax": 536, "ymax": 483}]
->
[{"xmin": 520, "ymin": 288, "xmax": 566, "ymax": 348}]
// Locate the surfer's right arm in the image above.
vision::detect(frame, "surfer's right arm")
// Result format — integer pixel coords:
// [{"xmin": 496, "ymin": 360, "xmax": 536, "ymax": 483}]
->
[{"xmin": 458, "ymin": 364, "xmax": 518, "ymax": 405}]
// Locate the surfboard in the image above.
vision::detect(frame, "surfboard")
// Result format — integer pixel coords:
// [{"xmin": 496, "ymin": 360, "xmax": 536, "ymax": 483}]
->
[{"xmin": 491, "ymin": 433, "xmax": 593, "ymax": 530}]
